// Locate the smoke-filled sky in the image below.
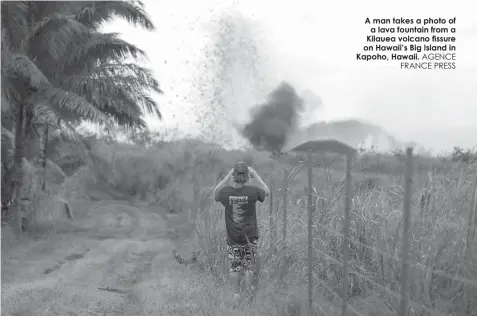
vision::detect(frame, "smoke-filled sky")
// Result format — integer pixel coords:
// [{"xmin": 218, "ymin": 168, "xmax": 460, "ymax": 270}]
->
[{"xmin": 102, "ymin": 0, "xmax": 477, "ymax": 152}]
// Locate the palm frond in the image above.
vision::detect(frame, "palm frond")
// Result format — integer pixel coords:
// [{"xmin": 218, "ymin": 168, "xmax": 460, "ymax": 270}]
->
[
  {"xmin": 59, "ymin": 67, "xmax": 158, "ymax": 96},
  {"xmin": 62, "ymin": 62, "xmax": 162, "ymax": 101},
  {"xmin": 30, "ymin": 101, "xmax": 69, "ymax": 129},
  {"xmin": 58, "ymin": 69, "xmax": 158, "ymax": 128},
  {"xmin": 101, "ymin": 62, "xmax": 162, "ymax": 93},
  {"xmin": 1, "ymin": 1, "xmax": 159, "ymax": 134},
  {"xmin": 27, "ymin": 88, "xmax": 107, "ymax": 125},
  {"xmin": 95, "ymin": 92, "xmax": 142, "ymax": 120},
  {"xmin": 59, "ymin": 75, "xmax": 143, "ymax": 116},
  {"xmin": 3, "ymin": 53, "xmax": 50, "ymax": 89},
  {"xmin": 27, "ymin": 1, "xmax": 75, "ymax": 23},
  {"xmin": 74, "ymin": 0, "xmax": 155, "ymax": 31},
  {"xmin": 125, "ymin": 90, "xmax": 161, "ymax": 119},
  {"xmin": 99, "ymin": 109, "xmax": 147, "ymax": 131},
  {"xmin": 107, "ymin": 112, "xmax": 147, "ymax": 130},
  {"xmin": 1, "ymin": 1, "xmax": 28, "ymax": 51},
  {"xmin": 99, "ymin": 86, "xmax": 160, "ymax": 120},
  {"xmin": 61, "ymin": 32, "xmax": 147, "ymax": 75},
  {"xmin": 27, "ymin": 14, "xmax": 92, "ymax": 61},
  {"xmin": 59, "ymin": 74, "xmax": 118, "ymax": 98}
]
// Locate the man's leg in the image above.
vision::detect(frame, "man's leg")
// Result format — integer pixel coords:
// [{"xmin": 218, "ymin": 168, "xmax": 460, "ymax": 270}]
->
[
  {"xmin": 243, "ymin": 239, "xmax": 258, "ymax": 294},
  {"xmin": 230, "ymin": 271, "xmax": 241, "ymax": 295},
  {"xmin": 227, "ymin": 244, "xmax": 243, "ymax": 296},
  {"xmin": 244, "ymin": 270, "xmax": 254, "ymax": 293}
]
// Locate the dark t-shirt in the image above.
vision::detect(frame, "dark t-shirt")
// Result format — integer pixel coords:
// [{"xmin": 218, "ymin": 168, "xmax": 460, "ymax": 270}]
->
[{"xmin": 215, "ymin": 185, "xmax": 266, "ymax": 245}]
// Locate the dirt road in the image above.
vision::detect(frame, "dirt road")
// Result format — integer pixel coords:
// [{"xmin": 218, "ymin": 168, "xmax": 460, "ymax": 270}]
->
[{"xmin": 1, "ymin": 200, "xmax": 192, "ymax": 316}]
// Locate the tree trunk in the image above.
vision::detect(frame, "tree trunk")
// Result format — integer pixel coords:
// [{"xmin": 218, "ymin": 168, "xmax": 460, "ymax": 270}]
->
[
  {"xmin": 7, "ymin": 103, "xmax": 27, "ymax": 236},
  {"xmin": 41, "ymin": 126, "xmax": 49, "ymax": 191},
  {"xmin": 33, "ymin": 124, "xmax": 48, "ymax": 191}
]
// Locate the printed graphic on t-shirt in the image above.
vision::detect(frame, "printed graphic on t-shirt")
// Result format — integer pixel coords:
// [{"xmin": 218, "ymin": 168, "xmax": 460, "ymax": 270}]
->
[{"xmin": 229, "ymin": 196, "xmax": 248, "ymax": 224}]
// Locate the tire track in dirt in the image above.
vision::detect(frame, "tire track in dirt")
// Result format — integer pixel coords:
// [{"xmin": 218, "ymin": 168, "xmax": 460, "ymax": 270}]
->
[
  {"xmin": 112, "ymin": 248, "xmax": 159, "ymax": 315},
  {"xmin": 86, "ymin": 202, "xmax": 142, "ymax": 239}
]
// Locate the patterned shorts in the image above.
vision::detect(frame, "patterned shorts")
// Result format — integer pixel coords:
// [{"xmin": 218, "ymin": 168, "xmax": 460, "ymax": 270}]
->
[{"xmin": 227, "ymin": 239, "xmax": 258, "ymax": 272}]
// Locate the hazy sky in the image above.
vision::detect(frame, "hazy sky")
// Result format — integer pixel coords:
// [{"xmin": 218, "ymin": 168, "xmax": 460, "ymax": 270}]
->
[{"xmin": 102, "ymin": 0, "xmax": 477, "ymax": 152}]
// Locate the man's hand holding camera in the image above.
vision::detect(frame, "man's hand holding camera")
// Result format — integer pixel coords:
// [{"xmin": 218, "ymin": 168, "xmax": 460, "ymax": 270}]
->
[{"xmin": 248, "ymin": 166, "xmax": 257, "ymax": 179}]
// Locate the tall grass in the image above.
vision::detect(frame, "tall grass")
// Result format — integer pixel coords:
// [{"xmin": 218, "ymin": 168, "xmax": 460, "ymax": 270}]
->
[{"xmin": 188, "ymin": 149, "xmax": 477, "ymax": 315}]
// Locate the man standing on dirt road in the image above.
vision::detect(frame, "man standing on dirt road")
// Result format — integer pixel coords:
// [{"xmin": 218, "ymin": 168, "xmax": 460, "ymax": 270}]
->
[{"xmin": 214, "ymin": 161, "xmax": 270, "ymax": 302}]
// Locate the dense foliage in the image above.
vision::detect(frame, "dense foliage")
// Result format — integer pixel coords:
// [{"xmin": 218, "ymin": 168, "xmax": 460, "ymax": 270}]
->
[{"xmin": 1, "ymin": 1, "xmax": 161, "ymax": 233}]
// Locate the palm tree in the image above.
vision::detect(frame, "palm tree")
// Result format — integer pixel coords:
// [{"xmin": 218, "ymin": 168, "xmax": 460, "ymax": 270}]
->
[
  {"xmin": 1, "ymin": 1, "xmax": 161, "ymax": 234},
  {"xmin": 32, "ymin": 1, "xmax": 162, "ymax": 189},
  {"xmin": 1, "ymin": 1, "xmax": 105, "ymax": 234}
]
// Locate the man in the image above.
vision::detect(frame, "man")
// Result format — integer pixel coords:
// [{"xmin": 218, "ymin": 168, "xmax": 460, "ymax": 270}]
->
[{"xmin": 214, "ymin": 161, "xmax": 270, "ymax": 301}]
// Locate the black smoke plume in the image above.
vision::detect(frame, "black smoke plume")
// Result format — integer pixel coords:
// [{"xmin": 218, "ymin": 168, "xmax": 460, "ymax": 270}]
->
[{"xmin": 240, "ymin": 81, "xmax": 304, "ymax": 155}]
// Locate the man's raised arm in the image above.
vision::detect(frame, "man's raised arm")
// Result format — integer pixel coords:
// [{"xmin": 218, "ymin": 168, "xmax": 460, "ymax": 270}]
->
[
  {"xmin": 214, "ymin": 168, "xmax": 233, "ymax": 201},
  {"xmin": 249, "ymin": 167, "xmax": 270, "ymax": 197}
]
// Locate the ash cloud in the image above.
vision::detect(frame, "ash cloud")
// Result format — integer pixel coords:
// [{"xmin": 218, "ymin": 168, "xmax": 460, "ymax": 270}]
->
[
  {"xmin": 240, "ymin": 81, "xmax": 304, "ymax": 154},
  {"xmin": 238, "ymin": 82, "xmax": 401, "ymax": 154}
]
